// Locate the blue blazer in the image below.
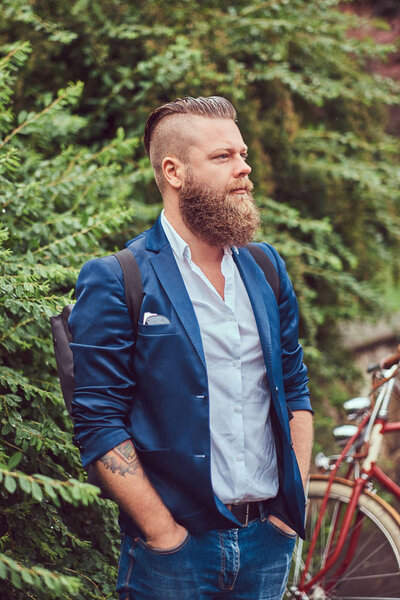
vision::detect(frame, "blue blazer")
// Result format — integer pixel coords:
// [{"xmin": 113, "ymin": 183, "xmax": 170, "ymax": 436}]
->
[{"xmin": 70, "ymin": 217, "xmax": 312, "ymax": 538}]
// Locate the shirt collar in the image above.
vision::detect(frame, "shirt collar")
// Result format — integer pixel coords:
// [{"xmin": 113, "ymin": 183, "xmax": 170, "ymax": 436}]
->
[
  {"xmin": 160, "ymin": 210, "xmax": 191, "ymax": 262},
  {"xmin": 160, "ymin": 210, "xmax": 238, "ymax": 260}
]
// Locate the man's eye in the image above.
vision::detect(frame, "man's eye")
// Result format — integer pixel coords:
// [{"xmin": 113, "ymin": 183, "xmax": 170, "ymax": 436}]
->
[
  {"xmin": 241, "ymin": 154, "xmax": 248, "ymax": 160},
  {"xmin": 216, "ymin": 154, "xmax": 229, "ymax": 159}
]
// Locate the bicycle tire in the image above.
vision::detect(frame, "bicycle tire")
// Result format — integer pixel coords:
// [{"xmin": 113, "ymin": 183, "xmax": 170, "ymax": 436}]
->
[{"xmin": 287, "ymin": 475, "xmax": 400, "ymax": 600}]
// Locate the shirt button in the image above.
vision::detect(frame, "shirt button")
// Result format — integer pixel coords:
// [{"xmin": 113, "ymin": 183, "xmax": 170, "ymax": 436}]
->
[
  {"xmin": 227, "ymin": 315, "xmax": 233, "ymax": 321},
  {"xmin": 275, "ymin": 386, "xmax": 279, "ymax": 393},
  {"xmin": 233, "ymin": 406, "xmax": 242, "ymax": 413},
  {"xmin": 235, "ymin": 454, "xmax": 243, "ymax": 462},
  {"xmin": 232, "ymin": 360, "xmax": 239, "ymax": 368}
]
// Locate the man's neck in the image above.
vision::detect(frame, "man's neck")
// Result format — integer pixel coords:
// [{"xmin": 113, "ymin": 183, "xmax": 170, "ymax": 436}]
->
[{"xmin": 163, "ymin": 206, "xmax": 224, "ymax": 266}]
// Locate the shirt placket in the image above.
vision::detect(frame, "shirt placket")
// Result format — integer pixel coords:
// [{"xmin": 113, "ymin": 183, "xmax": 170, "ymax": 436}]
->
[{"xmin": 221, "ymin": 254, "xmax": 247, "ymax": 500}]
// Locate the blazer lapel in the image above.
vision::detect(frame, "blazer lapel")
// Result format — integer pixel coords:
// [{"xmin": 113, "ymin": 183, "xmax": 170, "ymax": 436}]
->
[
  {"xmin": 149, "ymin": 241, "xmax": 207, "ymax": 370},
  {"xmin": 233, "ymin": 249, "xmax": 272, "ymax": 366},
  {"xmin": 233, "ymin": 248, "xmax": 283, "ymax": 404},
  {"xmin": 235, "ymin": 248, "xmax": 289, "ymax": 424}
]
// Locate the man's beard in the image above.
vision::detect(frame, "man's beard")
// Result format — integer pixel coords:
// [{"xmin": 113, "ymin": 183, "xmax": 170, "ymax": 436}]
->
[{"xmin": 178, "ymin": 171, "xmax": 260, "ymax": 247}]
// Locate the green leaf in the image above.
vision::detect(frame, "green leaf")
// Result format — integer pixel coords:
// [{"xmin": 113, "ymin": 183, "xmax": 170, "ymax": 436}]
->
[
  {"xmin": 7, "ymin": 451, "xmax": 23, "ymax": 470},
  {"xmin": 10, "ymin": 568, "xmax": 22, "ymax": 589},
  {"xmin": 19, "ymin": 475, "xmax": 32, "ymax": 494},
  {"xmin": 42, "ymin": 571, "xmax": 56, "ymax": 590},
  {"xmin": 58, "ymin": 484, "xmax": 72, "ymax": 503},
  {"xmin": 0, "ymin": 560, "xmax": 7, "ymax": 579},
  {"xmin": 43, "ymin": 481, "xmax": 57, "ymax": 501},
  {"xmin": 4, "ymin": 475, "xmax": 16, "ymax": 494},
  {"xmin": 31, "ymin": 480, "xmax": 43, "ymax": 502},
  {"xmin": 21, "ymin": 569, "xmax": 34, "ymax": 584}
]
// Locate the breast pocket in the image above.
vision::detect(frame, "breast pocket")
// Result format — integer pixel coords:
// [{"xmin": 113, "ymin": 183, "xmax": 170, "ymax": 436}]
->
[
  {"xmin": 135, "ymin": 322, "xmax": 181, "ymax": 381},
  {"xmin": 138, "ymin": 322, "xmax": 177, "ymax": 337}
]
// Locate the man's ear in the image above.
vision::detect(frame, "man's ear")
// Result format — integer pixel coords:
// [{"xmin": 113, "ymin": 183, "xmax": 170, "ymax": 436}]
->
[{"xmin": 162, "ymin": 156, "xmax": 184, "ymax": 190}]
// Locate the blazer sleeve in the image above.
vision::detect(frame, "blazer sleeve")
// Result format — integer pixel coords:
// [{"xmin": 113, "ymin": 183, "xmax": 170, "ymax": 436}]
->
[
  {"xmin": 69, "ymin": 256, "xmax": 135, "ymax": 467},
  {"xmin": 263, "ymin": 244, "xmax": 313, "ymax": 414}
]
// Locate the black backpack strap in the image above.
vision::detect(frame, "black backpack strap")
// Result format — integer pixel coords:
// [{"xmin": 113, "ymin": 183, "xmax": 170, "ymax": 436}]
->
[
  {"xmin": 50, "ymin": 304, "xmax": 75, "ymax": 416},
  {"xmin": 246, "ymin": 244, "xmax": 280, "ymax": 303},
  {"xmin": 114, "ymin": 248, "xmax": 143, "ymax": 339}
]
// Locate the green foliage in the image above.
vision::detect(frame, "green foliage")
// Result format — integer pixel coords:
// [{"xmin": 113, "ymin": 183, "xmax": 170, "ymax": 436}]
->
[
  {"xmin": 0, "ymin": 553, "xmax": 81, "ymax": 596},
  {"xmin": 0, "ymin": 467, "xmax": 100, "ymax": 506},
  {"xmin": 0, "ymin": 0, "xmax": 399, "ymax": 596},
  {"xmin": 0, "ymin": 43, "xmax": 143, "ymax": 599}
]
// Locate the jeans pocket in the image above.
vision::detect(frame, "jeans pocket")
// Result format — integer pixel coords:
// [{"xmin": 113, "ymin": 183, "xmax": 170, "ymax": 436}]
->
[
  {"xmin": 136, "ymin": 531, "xmax": 191, "ymax": 555},
  {"xmin": 117, "ymin": 533, "xmax": 137, "ymax": 597},
  {"xmin": 117, "ymin": 532, "xmax": 126, "ymax": 571},
  {"xmin": 267, "ymin": 518, "xmax": 297, "ymax": 540}
]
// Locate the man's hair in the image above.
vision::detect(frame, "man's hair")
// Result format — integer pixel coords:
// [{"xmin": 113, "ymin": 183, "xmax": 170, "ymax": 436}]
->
[
  {"xmin": 144, "ymin": 96, "xmax": 237, "ymax": 191},
  {"xmin": 144, "ymin": 96, "xmax": 236, "ymax": 156}
]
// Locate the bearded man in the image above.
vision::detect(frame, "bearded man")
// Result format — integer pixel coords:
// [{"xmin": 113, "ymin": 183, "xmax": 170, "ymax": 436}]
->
[{"xmin": 70, "ymin": 96, "xmax": 313, "ymax": 600}]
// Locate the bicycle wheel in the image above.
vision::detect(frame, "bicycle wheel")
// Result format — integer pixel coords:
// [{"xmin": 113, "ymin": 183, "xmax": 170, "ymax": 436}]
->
[{"xmin": 287, "ymin": 475, "xmax": 400, "ymax": 599}]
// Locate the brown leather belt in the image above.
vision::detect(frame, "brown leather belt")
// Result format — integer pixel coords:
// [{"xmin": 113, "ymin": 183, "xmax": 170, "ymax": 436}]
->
[{"xmin": 226, "ymin": 501, "xmax": 266, "ymax": 527}]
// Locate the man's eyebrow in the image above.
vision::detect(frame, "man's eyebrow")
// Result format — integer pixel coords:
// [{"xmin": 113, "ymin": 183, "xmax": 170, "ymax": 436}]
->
[{"xmin": 209, "ymin": 146, "xmax": 248, "ymax": 155}]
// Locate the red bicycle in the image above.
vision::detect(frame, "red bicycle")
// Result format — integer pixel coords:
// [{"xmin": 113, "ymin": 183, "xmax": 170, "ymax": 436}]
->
[{"xmin": 286, "ymin": 349, "xmax": 400, "ymax": 599}]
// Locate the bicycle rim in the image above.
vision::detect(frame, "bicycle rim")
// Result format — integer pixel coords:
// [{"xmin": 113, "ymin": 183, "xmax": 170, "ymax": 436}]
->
[{"xmin": 287, "ymin": 475, "xmax": 400, "ymax": 600}]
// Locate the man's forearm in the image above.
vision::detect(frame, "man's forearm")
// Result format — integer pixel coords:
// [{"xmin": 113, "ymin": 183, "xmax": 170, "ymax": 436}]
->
[
  {"xmin": 289, "ymin": 409, "xmax": 314, "ymax": 488},
  {"xmin": 94, "ymin": 439, "xmax": 186, "ymax": 548},
  {"xmin": 267, "ymin": 409, "xmax": 313, "ymax": 536}
]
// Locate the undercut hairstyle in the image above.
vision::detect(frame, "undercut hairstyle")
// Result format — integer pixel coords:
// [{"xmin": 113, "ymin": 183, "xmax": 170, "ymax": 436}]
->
[{"xmin": 144, "ymin": 96, "xmax": 237, "ymax": 191}]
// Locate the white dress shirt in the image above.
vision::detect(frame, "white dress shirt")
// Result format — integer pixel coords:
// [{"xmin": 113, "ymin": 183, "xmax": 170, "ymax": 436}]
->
[{"xmin": 161, "ymin": 211, "xmax": 278, "ymax": 504}]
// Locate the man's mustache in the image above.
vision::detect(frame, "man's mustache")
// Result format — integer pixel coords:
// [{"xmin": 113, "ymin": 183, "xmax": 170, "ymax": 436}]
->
[{"xmin": 228, "ymin": 178, "xmax": 254, "ymax": 194}]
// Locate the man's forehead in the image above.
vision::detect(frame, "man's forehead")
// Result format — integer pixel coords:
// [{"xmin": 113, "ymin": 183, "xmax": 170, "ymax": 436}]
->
[{"xmin": 185, "ymin": 116, "xmax": 245, "ymax": 150}]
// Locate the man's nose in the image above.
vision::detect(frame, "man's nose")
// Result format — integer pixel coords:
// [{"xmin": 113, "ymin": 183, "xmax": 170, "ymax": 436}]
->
[{"xmin": 233, "ymin": 156, "xmax": 252, "ymax": 177}]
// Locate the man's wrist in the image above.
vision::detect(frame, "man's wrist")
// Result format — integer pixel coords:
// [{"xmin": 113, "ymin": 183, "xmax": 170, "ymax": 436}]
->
[{"xmin": 144, "ymin": 520, "xmax": 187, "ymax": 549}]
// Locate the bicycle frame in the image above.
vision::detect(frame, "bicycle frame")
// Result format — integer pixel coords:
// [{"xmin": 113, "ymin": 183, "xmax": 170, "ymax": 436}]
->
[{"xmin": 298, "ymin": 366, "xmax": 400, "ymax": 595}]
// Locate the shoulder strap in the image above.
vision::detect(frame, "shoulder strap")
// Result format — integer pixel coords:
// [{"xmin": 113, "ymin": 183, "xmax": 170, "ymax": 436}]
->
[
  {"xmin": 50, "ymin": 304, "xmax": 75, "ymax": 416},
  {"xmin": 246, "ymin": 244, "xmax": 280, "ymax": 303},
  {"xmin": 114, "ymin": 248, "xmax": 143, "ymax": 339}
]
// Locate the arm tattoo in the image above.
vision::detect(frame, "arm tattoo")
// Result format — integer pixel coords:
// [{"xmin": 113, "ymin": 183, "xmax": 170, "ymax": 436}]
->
[{"xmin": 99, "ymin": 440, "xmax": 146, "ymax": 478}]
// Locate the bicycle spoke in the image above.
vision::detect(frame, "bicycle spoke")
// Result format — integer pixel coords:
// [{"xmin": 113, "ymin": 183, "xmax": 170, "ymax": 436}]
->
[
  {"xmin": 291, "ymin": 500, "xmax": 310, "ymax": 586},
  {"xmin": 321, "ymin": 499, "xmax": 340, "ymax": 569},
  {"xmin": 336, "ymin": 533, "xmax": 391, "ymax": 579},
  {"xmin": 292, "ymin": 536, "xmax": 305, "ymax": 585},
  {"xmin": 338, "ymin": 572, "xmax": 400, "ymax": 582}
]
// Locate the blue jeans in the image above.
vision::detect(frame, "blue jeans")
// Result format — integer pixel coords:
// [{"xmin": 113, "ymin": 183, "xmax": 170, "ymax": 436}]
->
[{"xmin": 117, "ymin": 517, "xmax": 296, "ymax": 600}]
